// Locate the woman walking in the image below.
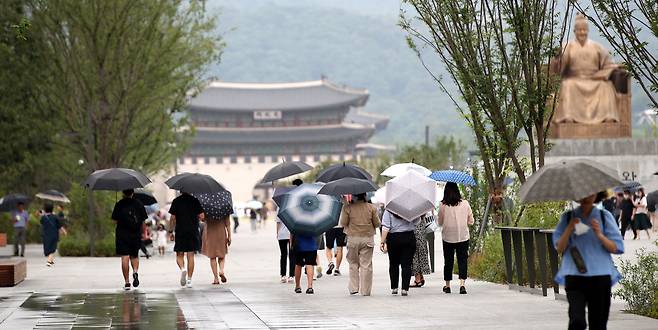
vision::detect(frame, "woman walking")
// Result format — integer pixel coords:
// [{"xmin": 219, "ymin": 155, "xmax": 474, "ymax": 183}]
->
[
  {"xmin": 618, "ymin": 190, "xmax": 637, "ymax": 239},
  {"xmin": 380, "ymin": 210, "xmax": 418, "ymax": 296},
  {"xmin": 340, "ymin": 193, "xmax": 381, "ymax": 296},
  {"xmin": 633, "ymin": 188, "xmax": 652, "ymax": 239},
  {"xmin": 276, "ymin": 216, "xmax": 294, "ymax": 283},
  {"xmin": 554, "ymin": 192, "xmax": 624, "ymax": 330},
  {"xmin": 202, "ymin": 215, "xmax": 231, "ymax": 285},
  {"xmin": 438, "ymin": 182, "xmax": 474, "ymax": 294},
  {"xmin": 40, "ymin": 203, "xmax": 66, "ymax": 266},
  {"xmin": 410, "ymin": 215, "xmax": 431, "ymax": 288}
]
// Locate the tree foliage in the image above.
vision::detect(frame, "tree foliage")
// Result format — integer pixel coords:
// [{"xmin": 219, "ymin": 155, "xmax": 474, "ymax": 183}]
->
[
  {"xmin": 28, "ymin": 0, "xmax": 223, "ymax": 175},
  {"xmin": 400, "ymin": 0, "xmax": 571, "ymax": 194},
  {"xmin": 572, "ymin": 0, "xmax": 658, "ymax": 108}
]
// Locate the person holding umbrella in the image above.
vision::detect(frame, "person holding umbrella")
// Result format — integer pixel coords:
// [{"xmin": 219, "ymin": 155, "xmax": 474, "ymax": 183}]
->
[
  {"xmin": 437, "ymin": 182, "xmax": 474, "ymax": 294},
  {"xmin": 168, "ymin": 191, "xmax": 205, "ymax": 288},
  {"xmin": 40, "ymin": 203, "xmax": 66, "ymax": 266},
  {"xmin": 380, "ymin": 210, "xmax": 419, "ymax": 296},
  {"xmin": 111, "ymin": 189, "xmax": 148, "ymax": 290},
  {"xmin": 519, "ymin": 159, "xmax": 624, "ymax": 330},
  {"xmin": 554, "ymin": 191, "xmax": 624, "ymax": 330},
  {"xmin": 340, "ymin": 193, "xmax": 381, "ymax": 296},
  {"xmin": 196, "ymin": 190, "xmax": 234, "ymax": 285}
]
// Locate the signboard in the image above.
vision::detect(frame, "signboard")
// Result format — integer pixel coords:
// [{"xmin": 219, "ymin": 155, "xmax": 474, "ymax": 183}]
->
[{"xmin": 253, "ymin": 111, "xmax": 282, "ymax": 120}]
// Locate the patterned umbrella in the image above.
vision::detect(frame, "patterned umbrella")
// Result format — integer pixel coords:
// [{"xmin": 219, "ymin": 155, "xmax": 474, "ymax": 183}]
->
[
  {"xmin": 519, "ymin": 159, "xmax": 622, "ymax": 203},
  {"xmin": 315, "ymin": 163, "xmax": 372, "ymax": 183},
  {"xmin": 429, "ymin": 170, "xmax": 477, "ymax": 186},
  {"xmin": 84, "ymin": 168, "xmax": 151, "ymax": 191},
  {"xmin": 381, "ymin": 163, "xmax": 431, "ymax": 178},
  {"xmin": 35, "ymin": 190, "xmax": 71, "ymax": 203},
  {"xmin": 261, "ymin": 161, "xmax": 313, "ymax": 183},
  {"xmin": 276, "ymin": 183, "xmax": 343, "ymax": 236},
  {"xmin": 384, "ymin": 170, "xmax": 437, "ymax": 221},
  {"xmin": 193, "ymin": 191, "xmax": 233, "ymax": 220}
]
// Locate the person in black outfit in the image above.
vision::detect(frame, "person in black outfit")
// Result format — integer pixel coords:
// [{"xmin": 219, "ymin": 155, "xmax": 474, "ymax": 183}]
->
[
  {"xmin": 618, "ymin": 190, "xmax": 637, "ymax": 240},
  {"xmin": 112, "ymin": 189, "xmax": 148, "ymax": 290},
  {"xmin": 168, "ymin": 191, "xmax": 204, "ymax": 288}
]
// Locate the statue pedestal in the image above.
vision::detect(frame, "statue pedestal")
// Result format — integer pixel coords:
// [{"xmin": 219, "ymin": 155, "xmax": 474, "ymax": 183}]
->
[{"xmin": 549, "ymin": 121, "xmax": 631, "ymax": 139}]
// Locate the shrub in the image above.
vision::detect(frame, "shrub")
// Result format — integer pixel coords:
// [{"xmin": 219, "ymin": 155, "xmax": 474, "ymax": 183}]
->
[
  {"xmin": 468, "ymin": 232, "xmax": 507, "ymax": 284},
  {"xmin": 58, "ymin": 234, "xmax": 116, "ymax": 257},
  {"xmin": 614, "ymin": 245, "xmax": 658, "ymax": 319}
]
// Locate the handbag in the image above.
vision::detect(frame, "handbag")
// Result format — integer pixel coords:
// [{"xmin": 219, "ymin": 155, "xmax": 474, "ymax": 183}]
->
[{"xmin": 423, "ymin": 214, "xmax": 438, "ymax": 234}]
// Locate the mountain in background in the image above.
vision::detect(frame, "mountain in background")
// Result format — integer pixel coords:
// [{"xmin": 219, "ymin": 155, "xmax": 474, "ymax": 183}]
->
[{"xmin": 206, "ymin": 0, "xmax": 655, "ymax": 145}]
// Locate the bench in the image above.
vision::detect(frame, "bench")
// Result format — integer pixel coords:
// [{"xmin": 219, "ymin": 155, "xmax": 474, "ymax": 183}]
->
[{"xmin": 0, "ymin": 259, "xmax": 26, "ymax": 286}]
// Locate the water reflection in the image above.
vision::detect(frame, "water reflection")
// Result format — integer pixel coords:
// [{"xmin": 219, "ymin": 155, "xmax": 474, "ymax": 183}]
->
[{"xmin": 18, "ymin": 292, "xmax": 187, "ymax": 329}]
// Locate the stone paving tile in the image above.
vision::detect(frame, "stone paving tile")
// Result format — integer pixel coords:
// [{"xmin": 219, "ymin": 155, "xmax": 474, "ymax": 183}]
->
[{"xmin": 176, "ymin": 288, "xmax": 267, "ymax": 329}]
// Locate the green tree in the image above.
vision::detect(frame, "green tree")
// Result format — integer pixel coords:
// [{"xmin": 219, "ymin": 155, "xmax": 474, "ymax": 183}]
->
[
  {"xmin": 400, "ymin": 0, "xmax": 571, "ymax": 194},
  {"xmin": 394, "ymin": 136, "xmax": 465, "ymax": 171},
  {"xmin": 26, "ymin": 0, "xmax": 223, "ymax": 254},
  {"xmin": 572, "ymin": 0, "xmax": 658, "ymax": 108}
]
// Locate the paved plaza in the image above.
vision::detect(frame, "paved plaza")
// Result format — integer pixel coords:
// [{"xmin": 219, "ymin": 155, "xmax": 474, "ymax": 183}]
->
[{"xmin": 0, "ymin": 221, "xmax": 656, "ymax": 329}]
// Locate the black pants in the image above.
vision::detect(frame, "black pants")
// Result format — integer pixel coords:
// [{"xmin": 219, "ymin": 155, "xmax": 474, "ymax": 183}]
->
[
  {"xmin": 620, "ymin": 217, "xmax": 636, "ymax": 239},
  {"xmin": 565, "ymin": 275, "xmax": 611, "ymax": 330},
  {"xmin": 233, "ymin": 217, "xmax": 239, "ymax": 233},
  {"xmin": 278, "ymin": 239, "xmax": 294, "ymax": 277},
  {"xmin": 387, "ymin": 231, "xmax": 416, "ymax": 291},
  {"xmin": 443, "ymin": 240, "xmax": 469, "ymax": 281}
]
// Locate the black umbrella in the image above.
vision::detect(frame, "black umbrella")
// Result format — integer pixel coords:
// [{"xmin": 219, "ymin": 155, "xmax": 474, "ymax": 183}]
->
[
  {"xmin": 0, "ymin": 193, "xmax": 30, "ymax": 212},
  {"xmin": 84, "ymin": 168, "xmax": 151, "ymax": 191},
  {"xmin": 133, "ymin": 190, "xmax": 158, "ymax": 206},
  {"xmin": 315, "ymin": 163, "xmax": 372, "ymax": 183},
  {"xmin": 261, "ymin": 161, "xmax": 313, "ymax": 183},
  {"xmin": 35, "ymin": 190, "xmax": 71, "ymax": 203},
  {"xmin": 318, "ymin": 177, "xmax": 378, "ymax": 196},
  {"xmin": 613, "ymin": 180, "xmax": 642, "ymax": 193},
  {"xmin": 193, "ymin": 190, "xmax": 233, "ymax": 220},
  {"xmin": 165, "ymin": 172, "xmax": 225, "ymax": 193},
  {"xmin": 647, "ymin": 190, "xmax": 658, "ymax": 213}
]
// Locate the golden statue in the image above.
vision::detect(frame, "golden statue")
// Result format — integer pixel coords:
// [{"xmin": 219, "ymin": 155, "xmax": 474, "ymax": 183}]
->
[{"xmin": 553, "ymin": 14, "xmax": 620, "ymax": 125}]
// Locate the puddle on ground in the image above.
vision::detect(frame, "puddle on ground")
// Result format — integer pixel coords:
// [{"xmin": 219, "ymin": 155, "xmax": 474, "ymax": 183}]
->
[{"xmin": 17, "ymin": 292, "xmax": 187, "ymax": 329}]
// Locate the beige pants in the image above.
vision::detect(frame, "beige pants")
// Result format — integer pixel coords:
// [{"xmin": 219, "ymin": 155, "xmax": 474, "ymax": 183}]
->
[{"xmin": 346, "ymin": 236, "xmax": 374, "ymax": 296}]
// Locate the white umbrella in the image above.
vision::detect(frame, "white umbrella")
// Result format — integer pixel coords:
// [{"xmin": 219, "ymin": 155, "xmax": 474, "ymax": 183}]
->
[
  {"xmin": 381, "ymin": 163, "xmax": 431, "ymax": 178},
  {"xmin": 245, "ymin": 200, "xmax": 264, "ymax": 209},
  {"xmin": 372, "ymin": 187, "xmax": 387, "ymax": 204},
  {"xmin": 385, "ymin": 170, "xmax": 437, "ymax": 221}
]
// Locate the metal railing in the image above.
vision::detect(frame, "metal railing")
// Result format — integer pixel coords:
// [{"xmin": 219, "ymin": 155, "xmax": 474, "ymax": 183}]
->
[{"xmin": 496, "ymin": 227, "xmax": 565, "ymax": 299}]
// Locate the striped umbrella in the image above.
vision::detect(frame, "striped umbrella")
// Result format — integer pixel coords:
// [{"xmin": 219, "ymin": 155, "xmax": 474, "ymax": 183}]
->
[
  {"xmin": 276, "ymin": 183, "xmax": 342, "ymax": 236},
  {"xmin": 429, "ymin": 170, "xmax": 477, "ymax": 186}
]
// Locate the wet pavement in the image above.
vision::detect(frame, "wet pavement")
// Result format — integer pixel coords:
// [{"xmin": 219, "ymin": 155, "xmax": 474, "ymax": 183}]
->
[
  {"xmin": 1, "ymin": 292, "xmax": 186, "ymax": 329},
  {"xmin": 1, "ymin": 222, "xmax": 657, "ymax": 329}
]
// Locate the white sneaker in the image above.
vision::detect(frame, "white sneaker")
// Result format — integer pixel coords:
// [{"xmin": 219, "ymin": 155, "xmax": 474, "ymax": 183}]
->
[
  {"xmin": 180, "ymin": 270, "xmax": 187, "ymax": 287},
  {"xmin": 186, "ymin": 279, "xmax": 192, "ymax": 288},
  {"xmin": 280, "ymin": 276, "xmax": 287, "ymax": 283}
]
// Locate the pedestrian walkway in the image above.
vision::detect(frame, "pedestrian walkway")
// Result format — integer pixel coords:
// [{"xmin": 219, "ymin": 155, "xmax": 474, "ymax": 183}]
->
[{"xmin": 0, "ymin": 221, "xmax": 656, "ymax": 329}]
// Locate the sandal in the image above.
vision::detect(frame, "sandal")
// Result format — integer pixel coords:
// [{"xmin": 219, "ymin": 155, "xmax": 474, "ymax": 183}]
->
[
  {"xmin": 294, "ymin": 287, "xmax": 302, "ymax": 294},
  {"xmin": 219, "ymin": 273, "xmax": 227, "ymax": 283},
  {"xmin": 212, "ymin": 278, "xmax": 220, "ymax": 285},
  {"xmin": 410, "ymin": 281, "xmax": 423, "ymax": 288}
]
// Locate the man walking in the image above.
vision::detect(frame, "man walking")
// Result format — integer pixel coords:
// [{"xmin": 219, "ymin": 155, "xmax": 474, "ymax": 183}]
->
[
  {"xmin": 112, "ymin": 189, "xmax": 148, "ymax": 290},
  {"xmin": 169, "ymin": 191, "xmax": 204, "ymax": 288},
  {"xmin": 12, "ymin": 202, "xmax": 29, "ymax": 257}
]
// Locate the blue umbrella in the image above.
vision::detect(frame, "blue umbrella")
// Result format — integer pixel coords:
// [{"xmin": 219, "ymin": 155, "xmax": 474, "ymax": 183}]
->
[
  {"xmin": 276, "ymin": 183, "xmax": 342, "ymax": 236},
  {"xmin": 429, "ymin": 170, "xmax": 477, "ymax": 186}
]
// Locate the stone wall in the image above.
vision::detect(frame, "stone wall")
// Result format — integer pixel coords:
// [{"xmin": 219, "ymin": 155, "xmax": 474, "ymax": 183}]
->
[{"xmin": 544, "ymin": 138, "xmax": 658, "ymax": 191}]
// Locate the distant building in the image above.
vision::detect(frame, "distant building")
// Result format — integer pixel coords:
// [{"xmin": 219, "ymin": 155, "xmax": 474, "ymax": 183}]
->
[{"xmin": 175, "ymin": 79, "xmax": 388, "ymax": 202}]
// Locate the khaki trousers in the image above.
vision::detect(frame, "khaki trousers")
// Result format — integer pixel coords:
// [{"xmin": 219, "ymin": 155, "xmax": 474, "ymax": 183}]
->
[{"xmin": 346, "ymin": 236, "xmax": 374, "ymax": 296}]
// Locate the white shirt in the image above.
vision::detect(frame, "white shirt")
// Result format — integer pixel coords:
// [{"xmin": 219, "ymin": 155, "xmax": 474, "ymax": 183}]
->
[{"xmin": 276, "ymin": 217, "xmax": 291, "ymax": 240}]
